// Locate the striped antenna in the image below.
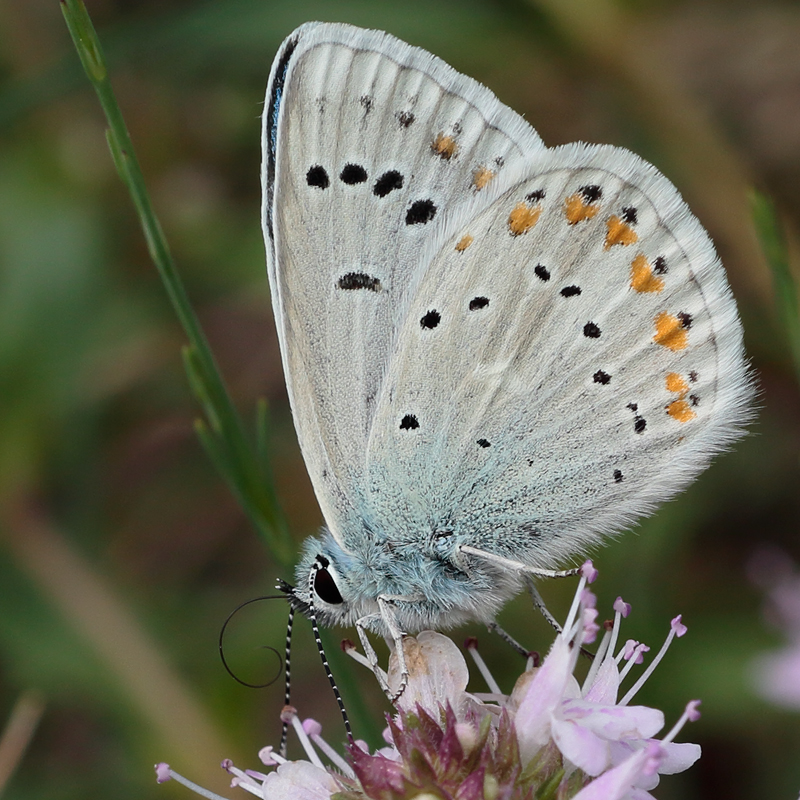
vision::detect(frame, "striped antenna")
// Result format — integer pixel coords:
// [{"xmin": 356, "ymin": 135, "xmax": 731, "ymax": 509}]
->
[
  {"xmin": 278, "ymin": 606, "xmax": 294, "ymax": 757},
  {"xmin": 308, "ymin": 560, "xmax": 353, "ymax": 744}
]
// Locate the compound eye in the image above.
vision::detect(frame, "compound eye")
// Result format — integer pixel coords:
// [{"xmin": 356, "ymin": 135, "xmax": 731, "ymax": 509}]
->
[{"xmin": 313, "ymin": 565, "xmax": 344, "ymax": 605}]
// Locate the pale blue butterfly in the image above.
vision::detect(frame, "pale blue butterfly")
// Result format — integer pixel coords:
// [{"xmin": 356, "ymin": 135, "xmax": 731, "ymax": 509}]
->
[{"xmin": 261, "ymin": 22, "xmax": 753, "ymax": 698}]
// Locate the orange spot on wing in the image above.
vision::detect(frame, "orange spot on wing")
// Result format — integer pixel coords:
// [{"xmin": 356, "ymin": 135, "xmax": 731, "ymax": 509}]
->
[
  {"xmin": 473, "ymin": 166, "xmax": 495, "ymax": 191},
  {"xmin": 664, "ymin": 372, "xmax": 697, "ymax": 423},
  {"xmin": 605, "ymin": 215, "xmax": 638, "ymax": 249},
  {"xmin": 508, "ymin": 202, "xmax": 541, "ymax": 236},
  {"xmin": 455, "ymin": 234, "xmax": 474, "ymax": 252},
  {"xmin": 653, "ymin": 311, "xmax": 688, "ymax": 351},
  {"xmin": 667, "ymin": 399, "xmax": 696, "ymax": 423},
  {"xmin": 564, "ymin": 193, "xmax": 600, "ymax": 224},
  {"xmin": 665, "ymin": 372, "xmax": 689, "ymax": 394},
  {"xmin": 432, "ymin": 133, "xmax": 458, "ymax": 160},
  {"xmin": 630, "ymin": 253, "xmax": 665, "ymax": 293}
]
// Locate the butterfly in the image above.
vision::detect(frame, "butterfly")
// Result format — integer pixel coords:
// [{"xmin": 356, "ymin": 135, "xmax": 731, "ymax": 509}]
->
[{"xmin": 261, "ymin": 22, "xmax": 752, "ymax": 698}]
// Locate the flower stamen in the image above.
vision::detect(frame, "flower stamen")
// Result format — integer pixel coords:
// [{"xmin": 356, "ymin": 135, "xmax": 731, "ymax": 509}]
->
[
  {"xmin": 663, "ymin": 699, "xmax": 702, "ymax": 743},
  {"xmin": 465, "ymin": 637, "xmax": 503, "ymax": 695},
  {"xmin": 282, "ymin": 707, "xmax": 325, "ymax": 769},
  {"xmin": 154, "ymin": 764, "xmax": 230, "ymax": 800},
  {"xmin": 562, "ymin": 562, "xmax": 594, "ymax": 635},
  {"xmin": 302, "ymin": 718, "xmax": 356, "ymax": 777},
  {"xmin": 619, "ymin": 615, "xmax": 688, "ymax": 706},
  {"xmin": 618, "ymin": 642, "xmax": 650, "ymax": 682}
]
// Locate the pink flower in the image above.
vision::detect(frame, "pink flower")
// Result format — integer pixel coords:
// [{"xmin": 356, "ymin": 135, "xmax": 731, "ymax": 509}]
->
[
  {"xmin": 511, "ymin": 568, "xmax": 698, "ymax": 795},
  {"xmin": 155, "ymin": 563, "xmax": 700, "ymax": 800},
  {"xmin": 258, "ymin": 762, "xmax": 339, "ymax": 800},
  {"xmin": 749, "ymin": 547, "xmax": 800, "ymax": 708}
]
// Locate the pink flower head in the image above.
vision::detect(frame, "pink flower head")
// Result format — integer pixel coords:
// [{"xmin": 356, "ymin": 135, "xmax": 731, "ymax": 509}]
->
[
  {"xmin": 156, "ymin": 568, "xmax": 700, "ymax": 800},
  {"xmin": 750, "ymin": 549, "xmax": 800, "ymax": 709}
]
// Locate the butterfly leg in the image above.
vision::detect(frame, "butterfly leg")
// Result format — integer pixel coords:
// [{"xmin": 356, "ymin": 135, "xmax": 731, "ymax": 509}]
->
[
  {"xmin": 461, "ymin": 545, "xmax": 575, "ymax": 638},
  {"xmin": 459, "ymin": 545, "xmax": 580, "ymax": 579},
  {"xmin": 525, "ymin": 576, "xmax": 594, "ymax": 661},
  {"xmin": 487, "ymin": 622, "xmax": 529, "ymax": 657},
  {"xmin": 355, "ymin": 598, "xmax": 409, "ymax": 703},
  {"xmin": 378, "ymin": 595, "xmax": 410, "ymax": 703},
  {"xmin": 354, "ymin": 614, "xmax": 393, "ymax": 699},
  {"xmin": 525, "ymin": 577, "xmax": 563, "ymax": 634}
]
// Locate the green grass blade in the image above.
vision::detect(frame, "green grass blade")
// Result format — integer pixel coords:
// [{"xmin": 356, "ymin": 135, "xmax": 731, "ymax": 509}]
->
[
  {"xmin": 60, "ymin": 0, "xmax": 292, "ymax": 567},
  {"xmin": 750, "ymin": 190, "xmax": 800, "ymax": 383}
]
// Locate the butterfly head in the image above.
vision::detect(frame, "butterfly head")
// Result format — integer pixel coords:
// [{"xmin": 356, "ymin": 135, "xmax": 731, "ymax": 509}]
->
[{"xmin": 282, "ymin": 535, "xmax": 375, "ymax": 629}]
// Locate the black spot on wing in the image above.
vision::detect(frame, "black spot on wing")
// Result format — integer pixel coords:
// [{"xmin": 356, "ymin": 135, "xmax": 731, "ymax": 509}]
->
[
  {"xmin": 340, "ymin": 164, "xmax": 368, "ymax": 184},
  {"xmin": 400, "ymin": 414, "xmax": 419, "ymax": 430},
  {"xmin": 579, "ymin": 185, "xmax": 602, "ymax": 202},
  {"xmin": 593, "ymin": 370, "xmax": 611, "ymax": 385},
  {"xmin": 420, "ymin": 310, "xmax": 441, "ymax": 329},
  {"xmin": 373, "ymin": 171, "xmax": 404, "ymax": 197},
  {"xmin": 397, "ymin": 111, "xmax": 415, "ymax": 127},
  {"xmin": 306, "ymin": 165, "xmax": 329, "ymax": 189},
  {"xmin": 583, "ymin": 322, "xmax": 601, "ymax": 338},
  {"xmin": 337, "ymin": 273, "xmax": 381, "ymax": 292},
  {"xmin": 622, "ymin": 206, "xmax": 638, "ymax": 224},
  {"xmin": 406, "ymin": 199, "xmax": 437, "ymax": 225},
  {"xmin": 469, "ymin": 297, "xmax": 489, "ymax": 311},
  {"xmin": 627, "ymin": 403, "xmax": 646, "ymax": 433}
]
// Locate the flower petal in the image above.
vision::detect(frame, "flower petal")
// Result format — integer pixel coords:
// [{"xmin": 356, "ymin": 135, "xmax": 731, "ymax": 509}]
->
[
  {"xmin": 551, "ymin": 717, "xmax": 610, "ymax": 776},
  {"xmin": 261, "ymin": 762, "xmax": 338, "ymax": 800},
  {"xmin": 561, "ymin": 699, "xmax": 664, "ymax": 740},
  {"xmin": 388, "ymin": 631, "xmax": 470, "ymax": 713},
  {"xmin": 515, "ymin": 637, "xmax": 573, "ymax": 759},
  {"xmin": 583, "ymin": 657, "xmax": 620, "ymax": 704},
  {"xmin": 657, "ymin": 741, "xmax": 701, "ymax": 774},
  {"xmin": 571, "ymin": 747, "xmax": 651, "ymax": 800}
]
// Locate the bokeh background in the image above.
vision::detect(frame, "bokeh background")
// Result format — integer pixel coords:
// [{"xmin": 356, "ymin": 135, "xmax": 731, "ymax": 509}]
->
[{"xmin": 1, "ymin": 0, "xmax": 800, "ymax": 798}]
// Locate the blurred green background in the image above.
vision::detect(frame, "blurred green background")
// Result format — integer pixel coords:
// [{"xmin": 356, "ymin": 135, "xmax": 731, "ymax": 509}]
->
[{"xmin": 1, "ymin": 0, "xmax": 799, "ymax": 798}]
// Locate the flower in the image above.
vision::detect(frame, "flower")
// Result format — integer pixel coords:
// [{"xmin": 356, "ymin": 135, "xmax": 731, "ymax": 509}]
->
[
  {"xmin": 156, "ymin": 562, "xmax": 700, "ymax": 800},
  {"xmin": 749, "ymin": 547, "xmax": 800, "ymax": 708}
]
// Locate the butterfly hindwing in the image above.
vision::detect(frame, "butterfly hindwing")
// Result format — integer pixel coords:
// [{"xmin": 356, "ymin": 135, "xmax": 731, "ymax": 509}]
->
[{"xmin": 364, "ymin": 143, "xmax": 751, "ymax": 567}]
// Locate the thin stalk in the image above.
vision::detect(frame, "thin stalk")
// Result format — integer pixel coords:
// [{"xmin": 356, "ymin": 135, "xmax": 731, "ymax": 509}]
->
[
  {"xmin": 60, "ymin": 0, "xmax": 292, "ymax": 566},
  {"xmin": 750, "ymin": 190, "xmax": 800, "ymax": 385}
]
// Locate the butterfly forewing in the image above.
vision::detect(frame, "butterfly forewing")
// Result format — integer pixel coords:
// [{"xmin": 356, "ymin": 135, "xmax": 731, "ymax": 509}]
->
[
  {"xmin": 263, "ymin": 23, "xmax": 546, "ymax": 542},
  {"xmin": 365, "ymin": 144, "xmax": 751, "ymax": 567}
]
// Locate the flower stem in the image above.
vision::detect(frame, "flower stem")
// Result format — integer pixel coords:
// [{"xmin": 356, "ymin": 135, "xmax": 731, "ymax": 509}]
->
[{"xmin": 59, "ymin": 0, "xmax": 292, "ymax": 566}]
